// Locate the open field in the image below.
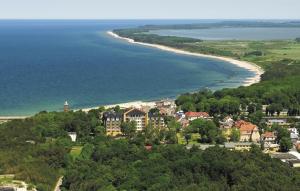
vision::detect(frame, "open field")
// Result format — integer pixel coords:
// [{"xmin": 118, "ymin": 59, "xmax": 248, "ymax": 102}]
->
[{"xmin": 186, "ymin": 40, "xmax": 300, "ymax": 68}]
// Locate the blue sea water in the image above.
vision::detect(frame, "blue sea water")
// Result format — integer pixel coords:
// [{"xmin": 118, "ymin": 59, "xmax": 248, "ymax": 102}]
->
[{"xmin": 0, "ymin": 20, "xmax": 255, "ymax": 116}]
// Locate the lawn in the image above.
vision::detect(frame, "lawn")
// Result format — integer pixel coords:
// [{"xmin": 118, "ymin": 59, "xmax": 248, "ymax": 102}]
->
[
  {"xmin": 177, "ymin": 133, "xmax": 200, "ymax": 145},
  {"xmin": 70, "ymin": 146, "xmax": 83, "ymax": 159}
]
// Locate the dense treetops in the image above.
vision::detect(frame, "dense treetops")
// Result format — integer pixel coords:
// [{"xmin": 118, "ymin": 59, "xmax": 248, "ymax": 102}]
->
[
  {"xmin": 62, "ymin": 137, "xmax": 300, "ymax": 191},
  {"xmin": 0, "ymin": 109, "xmax": 105, "ymax": 191}
]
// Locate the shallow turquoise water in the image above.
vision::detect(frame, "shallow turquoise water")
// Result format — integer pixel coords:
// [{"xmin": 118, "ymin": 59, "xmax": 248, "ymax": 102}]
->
[
  {"xmin": 148, "ymin": 27, "xmax": 300, "ymax": 40},
  {"xmin": 0, "ymin": 20, "xmax": 254, "ymax": 115}
]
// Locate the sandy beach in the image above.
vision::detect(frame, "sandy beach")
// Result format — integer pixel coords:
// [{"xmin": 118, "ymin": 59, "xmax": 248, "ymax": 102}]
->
[
  {"xmin": 80, "ymin": 100, "xmax": 158, "ymax": 112},
  {"xmin": 107, "ymin": 31, "xmax": 264, "ymax": 87},
  {"xmin": 81, "ymin": 31, "xmax": 265, "ymax": 113}
]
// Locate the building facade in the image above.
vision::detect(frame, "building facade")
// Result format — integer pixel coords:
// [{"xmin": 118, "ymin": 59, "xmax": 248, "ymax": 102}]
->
[
  {"xmin": 103, "ymin": 111, "xmax": 123, "ymax": 136},
  {"xmin": 124, "ymin": 108, "xmax": 148, "ymax": 131}
]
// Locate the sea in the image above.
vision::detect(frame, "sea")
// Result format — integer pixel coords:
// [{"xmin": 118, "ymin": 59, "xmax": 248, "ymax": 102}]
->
[{"xmin": 0, "ymin": 20, "xmax": 271, "ymax": 115}]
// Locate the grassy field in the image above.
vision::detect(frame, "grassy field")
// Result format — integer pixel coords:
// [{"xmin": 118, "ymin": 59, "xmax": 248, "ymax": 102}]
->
[
  {"xmin": 70, "ymin": 146, "xmax": 83, "ymax": 159},
  {"xmin": 185, "ymin": 40, "xmax": 300, "ymax": 68},
  {"xmin": 177, "ymin": 133, "xmax": 200, "ymax": 145}
]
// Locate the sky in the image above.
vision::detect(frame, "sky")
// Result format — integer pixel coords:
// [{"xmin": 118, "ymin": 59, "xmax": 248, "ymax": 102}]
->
[{"xmin": 0, "ymin": 0, "xmax": 299, "ymax": 19}]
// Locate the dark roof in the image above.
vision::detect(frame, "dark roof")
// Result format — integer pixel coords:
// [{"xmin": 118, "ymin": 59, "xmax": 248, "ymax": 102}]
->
[
  {"xmin": 103, "ymin": 111, "xmax": 123, "ymax": 119},
  {"xmin": 148, "ymin": 112, "xmax": 161, "ymax": 118},
  {"xmin": 288, "ymin": 159, "xmax": 300, "ymax": 165},
  {"xmin": 125, "ymin": 108, "xmax": 146, "ymax": 116}
]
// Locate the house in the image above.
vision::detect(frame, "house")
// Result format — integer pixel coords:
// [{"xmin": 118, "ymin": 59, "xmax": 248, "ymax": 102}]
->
[
  {"xmin": 262, "ymin": 131, "xmax": 276, "ymax": 144},
  {"xmin": 148, "ymin": 112, "xmax": 165, "ymax": 129},
  {"xmin": 103, "ymin": 111, "xmax": 123, "ymax": 136},
  {"xmin": 235, "ymin": 120, "xmax": 260, "ymax": 142},
  {"xmin": 289, "ymin": 128, "xmax": 299, "ymax": 142},
  {"xmin": 185, "ymin": 112, "xmax": 211, "ymax": 121},
  {"xmin": 124, "ymin": 108, "xmax": 148, "ymax": 131},
  {"xmin": 219, "ymin": 116, "xmax": 235, "ymax": 139},
  {"xmin": 220, "ymin": 116, "xmax": 234, "ymax": 129}
]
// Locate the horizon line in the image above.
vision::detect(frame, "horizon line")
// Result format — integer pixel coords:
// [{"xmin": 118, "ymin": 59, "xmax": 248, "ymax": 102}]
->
[{"xmin": 0, "ymin": 18, "xmax": 299, "ymax": 21}]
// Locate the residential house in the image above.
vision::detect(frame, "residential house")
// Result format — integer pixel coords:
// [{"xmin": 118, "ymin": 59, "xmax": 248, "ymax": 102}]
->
[
  {"xmin": 289, "ymin": 128, "xmax": 299, "ymax": 143},
  {"xmin": 262, "ymin": 131, "xmax": 276, "ymax": 144},
  {"xmin": 235, "ymin": 120, "xmax": 260, "ymax": 142},
  {"xmin": 185, "ymin": 112, "xmax": 212, "ymax": 121},
  {"xmin": 219, "ymin": 116, "xmax": 235, "ymax": 139},
  {"xmin": 124, "ymin": 108, "xmax": 148, "ymax": 131},
  {"xmin": 103, "ymin": 111, "xmax": 123, "ymax": 136}
]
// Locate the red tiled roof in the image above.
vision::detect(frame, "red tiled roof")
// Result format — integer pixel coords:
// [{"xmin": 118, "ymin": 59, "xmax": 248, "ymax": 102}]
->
[
  {"xmin": 185, "ymin": 112, "xmax": 210, "ymax": 118},
  {"xmin": 262, "ymin": 131, "xmax": 276, "ymax": 138},
  {"xmin": 235, "ymin": 120, "xmax": 257, "ymax": 132}
]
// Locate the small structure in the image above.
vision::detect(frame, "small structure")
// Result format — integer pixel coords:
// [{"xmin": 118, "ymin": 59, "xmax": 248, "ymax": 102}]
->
[
  {"xmin": 270, "ymin": 152, "xmax": 300, "ymax": 167},
  {"xmin": 219, "ymin": 116, "xmax": 234, "ymax": 129},
  {"xmin": 224, "ymin": 142, "xmax": 258, "ymax": 151},
  {"xmin": 289, "ymin": 128, "xmax": 299, "ymax": 143},
  {"xmin": 185, "ymin": 112, "xmax": 211, "ymax": 121},
  {"xmin": 68, "ymin": 132, "xmax": 77, "ymax": 142},
  {"xmin": 263, "ymin": 117, "xmax": 290, "ymax": 127},
  {"xmin": 64, "ymin": 101, "xmax": 69, "ymax": 112}
]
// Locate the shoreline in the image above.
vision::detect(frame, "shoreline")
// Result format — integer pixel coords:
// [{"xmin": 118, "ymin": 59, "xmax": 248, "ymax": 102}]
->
[
  {"xmin": 107, "ymin": 31, "xmax": 264, "ymax": 87},
  {"xmin": 1, "ymin": 31, "xmax": 265, "ymax": 116},
  {"xmin": 80, "ymin": 100, "xmax": 158, "ymax": 112}
]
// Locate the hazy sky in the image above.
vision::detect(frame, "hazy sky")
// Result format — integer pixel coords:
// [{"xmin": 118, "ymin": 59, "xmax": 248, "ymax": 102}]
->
[{"xmin": 0, "ymin": 0, "xmax": 299, "ymax": 19}]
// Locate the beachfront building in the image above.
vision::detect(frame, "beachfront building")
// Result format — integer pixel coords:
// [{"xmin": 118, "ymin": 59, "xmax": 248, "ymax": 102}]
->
[
  {"xmin": 103, "ymin": 111, "xmax": 123, "ymax": 136},
  {"xmin": 235, "ymin": 120, "xmax": 260, "ymax": 142},
  {"xmin": 148, "ymin": 112, "xmax": 165, "ymax": 129},
  {"xmin": 124, "ymin": 108, "xmax": 148, "ymax": 131},
  {"xmin": 155, "ymin": 99, "xmax": 176, "ymax": 116},
  {"xmin": 185, "ymin": 112, "xmax": 211, "ymax": 121}
]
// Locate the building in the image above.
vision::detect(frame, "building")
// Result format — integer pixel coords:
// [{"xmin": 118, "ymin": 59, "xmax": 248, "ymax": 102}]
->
[
  {"xmin": 124, "ymin": 108, "xmax": 148, "ymax": 131},
  {"xmin": 219, "ymin": 116, "xmax": 235, "ymax": 129},
  {"xmin": 148, "ymin": 112, "xmax": 165, "ymax": 129},
  {"xmin": 289, "ymin": 128, "xmax": 299, "ymax": 142},
  {"xmin": 263, "ymin": 117, "xmax": 290, "ymax": 127},
  {"xmin": 235, "ymin": 120, "xmax": 260, "ymax": 142},
  {"xmin": 219, "ymin": 116, "xmax": 235, "ymax": 139},
  {"xmin": 185, "ymin": 112, "xmax": 211, "ymax": 121},
  {"xmin": 224, "ymin": 142, "xmax": 258, "ymax": 151},
  {"xmin": 64, "ymin": 101, "xmax": 69, "ymax": 112},
  {"xmin": 155, "ymin": 99, "xmax": 176, "ymax": 116},
  {"xmin": 262, "ymin": 131, "xmax": 276, "ymax": 144},
  {"xmin": 103, "ymin": 111, "xmax": 123, "ymax": 136}
]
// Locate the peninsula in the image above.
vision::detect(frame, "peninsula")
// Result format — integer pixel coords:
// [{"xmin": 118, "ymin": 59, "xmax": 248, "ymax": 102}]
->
[{"xmin": 107, "ymin": 31, "xmax": 264, "ymax": 86}]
